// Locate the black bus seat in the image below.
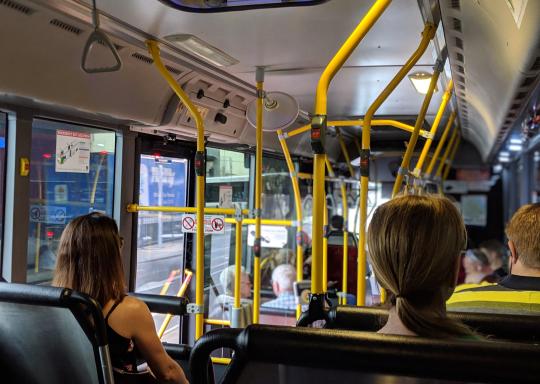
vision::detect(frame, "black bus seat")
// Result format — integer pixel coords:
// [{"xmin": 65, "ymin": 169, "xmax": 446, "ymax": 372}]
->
[
  {"xmin": 190, "ymin": 324, "xmax": 540, "ymax": 384},
  {"xmin": 129, "ymin": 292, "xmax": 192, "ymax": 380},
  {"xmin": 0, "ymin": 282, "xmax": 114, "ymax": 384},
  {"xmin": 326, "ymin": 306, "xmax": 540, "ymax": 343}
]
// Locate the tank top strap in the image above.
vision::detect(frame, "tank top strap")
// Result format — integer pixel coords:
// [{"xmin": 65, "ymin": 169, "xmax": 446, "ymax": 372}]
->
[{"xmin": 105, "ymin": 296, "xmax": 126, "ymax": 324}]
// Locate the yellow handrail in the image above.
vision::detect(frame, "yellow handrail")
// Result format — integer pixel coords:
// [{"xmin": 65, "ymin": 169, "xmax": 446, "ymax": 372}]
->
[
  {"xmin": 277, "ymin": 129, "xmax": 304, "ymax": 319},
  {"xmin": 443, "ymin": 135, "xmax": 461, "ymax": 181},
  {"xmin": 357, "ymin": 23, "xmax": 435, "ymax": 305},
  {"xmin": 425, "ymin": 112, "xmax": 456, "ymax": 177},
  {"xmin": 312, "ymin": 0, "xmax": 392, "ymax": 296},
  {"xmin": 337, "ymin": 128, "xmax": 355, "ymax": 177},
  {"xmin": 412, "ymin": 80, "xmax": 454, "ymax": 176},
  {"xmin": 286, "ymin": 119, "xmax": 431, "ymax": 140},
  {"xmin": 435, "ymin": 128, "xmax": 458, "ymax": 178},
  {"xmin": 126, "ymin": 204, "xmax": 249, "ymax": 216},
  {"xmin": 158, "ymin": 270, "xmax": 193, "ymax": 339},
  {"xmin": 211, "ymin": 357, "xmax": 231, "ymax": 365},
  {"xmin": 147, "ymin": 40, "xmax": 206, "ymax": 340},
  {"xmin": 391, "ymin": 68, "xmax": 441, "ymax": 197},
  {"xmin": 253, "ymin": 68, "xmax": 264, "ymax": 324},
  {"xmin": 233, "ymin": 217, "xmax": 243, "ymax": 311},
  {"xmin": 204, "ymin": 319, "xmax": 231, "ymax": 327}
]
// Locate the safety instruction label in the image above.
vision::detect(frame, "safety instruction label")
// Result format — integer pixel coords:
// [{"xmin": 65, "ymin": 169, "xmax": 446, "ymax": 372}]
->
[
  {"xmin": 247, "ymin": 225, "xmax": 288, "ymax": 248},
  {"xmin": 181, "ymin": 214, "xmax": 225, "ymax": 234},
  {"xmin": 55, "ymin": 130, "xmax": 91, "ymax": 173},
  {"xmin": 29, "ymin": 205, "xmax": 67, "ymax": 224}
]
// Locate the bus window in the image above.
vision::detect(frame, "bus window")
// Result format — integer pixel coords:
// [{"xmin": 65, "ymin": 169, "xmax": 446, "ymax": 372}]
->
[
  {"xmin": 205, "ymin": 148, "xmax": 250, "ymax": 325},
  {"xmin": 0, "ymin": 113, "xmax": 6, "ymax": 264},
  {"xmin": 26, "ymin": 119, "xmax": 116, "ymax": 283}
]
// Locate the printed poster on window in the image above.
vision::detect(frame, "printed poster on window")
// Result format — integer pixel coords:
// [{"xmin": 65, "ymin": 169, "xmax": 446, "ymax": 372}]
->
[
  {"xmin": 461, "ymin": 194, "xmax": 487, "ymax": 227},
  {"xmin": 55, "ymin": 130, "xmax": 91, "ymax": 173}
]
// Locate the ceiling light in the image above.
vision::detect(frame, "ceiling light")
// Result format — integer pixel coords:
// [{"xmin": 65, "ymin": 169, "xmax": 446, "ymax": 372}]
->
[
  {"xmin": 408, "ymin": 71, "xmax": 437, "ymax": 94},
  {"xmin": 493, "ymin": 164, "xmax": 503, "ymax": 173},
  {"xmin": 508, "ymin": 144, "xmax": 522, "ymax": 151},
  {"xmin": 498, "ymin": 157, "xmax": 510, "ymax": 163},
  {"xmin": 510, "ymin": 138, "xmax": 522, "ymax": 145},
  {"xmin": 500, "ymin": 151, "xmax": 510, "ymax": 157},
  {"xmin": 164, "ymin": 34, "xmax": 239, "ymax": 67}
]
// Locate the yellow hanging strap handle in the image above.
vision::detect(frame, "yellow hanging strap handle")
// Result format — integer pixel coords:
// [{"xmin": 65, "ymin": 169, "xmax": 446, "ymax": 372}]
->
[
  {"xmin": 425, "ymin": 112, "xmax": 456, "ymax": 177},
  {"xmin": 435, "ymin": 128, "xmax": 458, "ymax": 179},
  {"xmin": 391, "ymin": 67, "xmax": 441, "ymax": 198},
  {"xmin": 357, "ymin": 23, "xmax": 435, "ymax": 306},
  {"xmin": 412, "ymin": 79, "xmax": 453, "ymax": 177},
  {"xmin": 276, "ymin": 129, "xmax": 304, "ymax": 319},
  {"xmin": 311, "ymin": 0, "xmax": 392, "ymax": 301},
  {"xmin": 147, "ymin": 40, "xmax": 206, "ymax": 340},
  {"xmin": 253, "ymin": 68, "xmax": 265, "ymax": 324},
  {"xmin": 443, "ymin": 134, "xmax": 461, "ymax": 181}
]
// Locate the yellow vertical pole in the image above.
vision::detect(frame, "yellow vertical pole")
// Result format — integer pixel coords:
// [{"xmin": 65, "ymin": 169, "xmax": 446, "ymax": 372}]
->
[
  {"xmin": 443, "ymin": 135, "xmax": 461, "ymax": 181},
  {"xmin": 147, "ymin": 41, "xmax": 206, "ymax": 340},
  {"xmin": 425, "ymin": 112, "xmax": 456, "ymax": 177},
  {"xmin": 357, "ymin": 23, "xmax": 435, "ymax": 305},
  {"xmin": 312, "ymin": 0, "xmax": 392, "ymax": 296},
  {"xmin": 391, "ymin": 69, "xmax": 441, "ymax": 197},
  {"xmin": 233, "ymin": 218, "xmax": 243, "ymax": 310},
  {"xmin": 253, "ymin": 68, "xmax": 264, "ymax": 324},
  {"xmin": 436, "ymin": 128, "xmax": 458, "ymax": 178},
  {"xmin": 412, "ymin": 80, "xmax": 453, "ymax": 177},
  {"xmin": 323, "ymin": 196, "xmax": 328, "ymax": 293},
  {"xmin": 276, "ymin": 129, "xmax": 304, "ymax": 319}
]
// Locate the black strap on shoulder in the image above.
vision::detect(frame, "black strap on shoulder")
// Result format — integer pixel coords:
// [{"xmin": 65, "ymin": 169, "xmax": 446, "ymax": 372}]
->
[{"xmin": 105, "ymin": 296, "xmax": 125, "ymax": 323}]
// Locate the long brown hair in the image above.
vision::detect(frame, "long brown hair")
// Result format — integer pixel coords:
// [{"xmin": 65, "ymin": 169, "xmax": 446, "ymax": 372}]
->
[
  {"xmin": 53, "ymin": 212, "xmax": 126, "ymax": 307},
  {"xmin": 367, "ymin": 194, "xmax": 472, "ymax": 338}
]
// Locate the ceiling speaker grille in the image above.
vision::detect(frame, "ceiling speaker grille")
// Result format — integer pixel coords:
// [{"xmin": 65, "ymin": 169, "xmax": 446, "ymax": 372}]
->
[
  {"xmin": 49, "ymin": 19, "xmax": 83, "ymax": 36},
  {"xmin": 131, "ymin": 53, "xmax": 183, "ymax": 75},
  {"xmin": 449, "ymin": 0, "xmax": 460, "ymax": 10},
  {"xmin": 0, "ymin": 0, "xmax": 35, "ymax": 15}
]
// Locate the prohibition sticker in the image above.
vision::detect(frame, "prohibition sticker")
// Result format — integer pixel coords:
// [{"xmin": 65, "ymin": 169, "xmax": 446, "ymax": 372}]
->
[{"xmin": 181, "ymin": 214, "xmax": 225, "ymax": 234}]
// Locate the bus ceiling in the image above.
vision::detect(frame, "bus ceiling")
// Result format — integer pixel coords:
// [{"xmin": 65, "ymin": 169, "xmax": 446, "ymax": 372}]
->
[{"xmin": 0, "ymin": 0, "xmax": 538, "ymax": 162}]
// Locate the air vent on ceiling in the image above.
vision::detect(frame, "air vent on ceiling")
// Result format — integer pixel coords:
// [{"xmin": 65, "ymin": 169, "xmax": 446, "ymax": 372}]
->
[
  {"xmin": 131, "ymin": 52, "xmax": 183, "ymax": 75},
  {"xmin": 452, "ymin": 17, "xmax": 462, "ymax": 33},
  {"xmin": 520, "ymin": 76, "xmax": 535, "ymax": 88},
  {"xmin": 455, "ymin": 52, "xmax": 464, "ymax": 63},
  {"xmin": 96, "ymin": 39, "xmax": 124, "ymax": 51},
  {"xmin": 455, "ymin": 37, "xmax": 463, "ymax": 49},
  {"xmin": 0, "ymin": 0, "xmax": 35, "ymax": 15},
  {"xmin": 49, "ymin": 19, "xmax": 83, "ymax": 36},
  {"xmin": 448, "ymin": 0, "xmax": 460, "ymax": 10},
  {"xmin": 456, "ymin": 65, "xmax": 464, "ymax": 74}
]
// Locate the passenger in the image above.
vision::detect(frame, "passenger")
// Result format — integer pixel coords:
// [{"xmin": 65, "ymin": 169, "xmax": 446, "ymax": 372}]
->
[
  {"xmin": 330, "ymin": 214, "xmax": 344, "ymax": 232},
  {"xmin": 479, "ymin": 239, "xmax": 508, "ymax": 282},
  {"xmin": 462, "ymin": 249, "xmax": 494, "ymax": 284},
  {"xmin": 448, "ymin": 203, "xmax": 540, "ymax": 315},
  {"xmin": 262, "ymin": 264, "xmax": 297, "ymax": 310},
  {"xmin": 53, "ymin": 213, "xmax": 188, "ymax": 384},
  {"xmin": 367, "ymin": 195, "xmax": 473, "ymax": 338},
  {"xmin": 209, "ymin": 265, "xmax": 252, "ymax": 323}
]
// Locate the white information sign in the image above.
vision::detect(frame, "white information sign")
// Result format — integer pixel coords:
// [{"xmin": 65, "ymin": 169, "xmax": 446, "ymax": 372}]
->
[
  {"xmin": 55, "ymin": 130, "xmax": 91, "ymax": 173},
  {"xmin": 247, "ymin": 225, "xmax": 288, "ymax": 249},
  {"xmin": 29, "ymin": 205, "xmax": 66, "ymax": 224},
  {"xmin": 181, "ymin": 214, "xmax": 225, "ymax": 234},
  {"xmin": 461, "ymin": 195, "xmax": 487, "ymax": 227},
  {"xmin": 219, "ymin": 185, "xmax": 233, "ymax": 209}
]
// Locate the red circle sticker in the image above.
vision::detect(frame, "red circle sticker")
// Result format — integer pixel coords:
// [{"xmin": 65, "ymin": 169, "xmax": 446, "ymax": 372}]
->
[
  {"xmin": 182, "ymin": 216, "xmax": 195, "ymax": 230},
  {"xmin": 211, "ymin": 217, "xmax": 224, "ymax": 231}
]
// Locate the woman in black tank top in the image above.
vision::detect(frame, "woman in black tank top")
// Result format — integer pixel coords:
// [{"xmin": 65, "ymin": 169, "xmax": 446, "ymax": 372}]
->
[{"xmin": 53, "ymin": 213, "xmax": 188, "ymax": 383}]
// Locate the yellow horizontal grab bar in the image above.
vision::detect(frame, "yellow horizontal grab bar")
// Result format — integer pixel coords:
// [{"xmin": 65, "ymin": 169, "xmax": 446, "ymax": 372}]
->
[
  {"xmin": 127, "ymin": 204, "xmax": 249, "ymax": 216},
  {"xmin": 285, "ymin": 119, "xmax": 431, "ymax": 140},
  {"xmin": 224, "ymin": 218, "xmax": 295, "ymax": 226},
  {"xmin": 211, "ymin": 357, "xmax": 231, "ymax": 365},
  {"xmin": 204, "ymin": 319, "xmax": 231, "ymax": 326}
]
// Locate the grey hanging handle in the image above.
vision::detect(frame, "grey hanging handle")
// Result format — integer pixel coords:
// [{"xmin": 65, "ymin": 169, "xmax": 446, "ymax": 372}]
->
[{"xmin": 81, "ymin": 0, "xmax": 122, "ymax": 74}]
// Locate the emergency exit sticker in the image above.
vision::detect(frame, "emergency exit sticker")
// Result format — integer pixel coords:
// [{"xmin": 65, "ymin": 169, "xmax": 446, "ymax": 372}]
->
[{"xmin": 181, "ymin": 214, "xmax": 225, "ymax": 234}]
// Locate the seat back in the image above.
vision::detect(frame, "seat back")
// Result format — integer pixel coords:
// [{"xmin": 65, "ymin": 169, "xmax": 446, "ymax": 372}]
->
[
  {"xmin": 327, "ymin": 305, "xmax": 540, "ymax": 342},
  {"xmin": 190, "ymin": 324, "xmax": 540, "ymax": 384},
  {"xmin": 0, "ymin": 283, "xmax": 113, "ymax": 384}
]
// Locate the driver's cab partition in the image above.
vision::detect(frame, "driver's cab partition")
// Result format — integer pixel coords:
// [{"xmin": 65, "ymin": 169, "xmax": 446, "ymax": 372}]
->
[{"xmin": 190, "ymin": 325, "xmax": 540, "ymax": 384}]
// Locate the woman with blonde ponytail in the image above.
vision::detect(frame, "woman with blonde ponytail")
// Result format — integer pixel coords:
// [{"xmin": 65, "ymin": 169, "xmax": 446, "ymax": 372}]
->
[{"xmin": 367, "ymin": 194, "xmax": 473, "ymax": 338}]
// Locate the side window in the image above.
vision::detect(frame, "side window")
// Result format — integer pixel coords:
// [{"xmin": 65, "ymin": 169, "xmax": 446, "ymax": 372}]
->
[{"xmin": 26, "ymin": 119, "xmax": 116, "ymax": 283}]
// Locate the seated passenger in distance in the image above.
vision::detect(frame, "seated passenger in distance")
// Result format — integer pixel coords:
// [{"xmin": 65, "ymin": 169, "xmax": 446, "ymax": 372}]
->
[
  {"xmin": 462, "ymin": 249, "xmax": 494, "ymax": 284},
  {"xmin": 209, "ymin": 265, "xmax": 252, "ymax": 324},
  {"xmin": 53, "ymin": 213, "xmax": 188, "ymax": 384},
  {"xmin": 367, "ymin": 195, "xmax": 474, "ymax": 338},
  {"xmin": 262, "ymin": 264, "xmax": 297, "ymax": 310},
  {"xmin": 448, "ymin": 203, "xmax": 540, "ymax": 315},
  {"xmin": 479, "ymin": 239, "xmax": 508, "ymax": 282}
]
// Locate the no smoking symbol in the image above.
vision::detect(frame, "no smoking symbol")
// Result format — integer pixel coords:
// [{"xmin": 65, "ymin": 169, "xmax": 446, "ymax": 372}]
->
[
  {"xmin": 211, "ymin": 218, "xmax": 224, "ymax": 231},
  {"xmin": 183, "ymin": 216, "xmax": 195, "ymax": 230}
]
